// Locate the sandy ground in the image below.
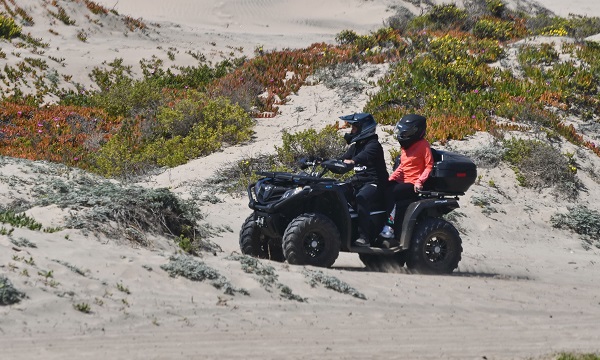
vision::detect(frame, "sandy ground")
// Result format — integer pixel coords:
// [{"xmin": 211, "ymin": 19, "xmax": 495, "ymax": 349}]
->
[{"xmin": 1, "ymin": 1, "xmax": 600, "ymax": 359}]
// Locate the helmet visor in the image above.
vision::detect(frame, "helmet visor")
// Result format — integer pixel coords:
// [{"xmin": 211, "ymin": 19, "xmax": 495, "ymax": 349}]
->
[{"xmin": 395, "ymin": 123, "xmax": 418, "ymax": 141}]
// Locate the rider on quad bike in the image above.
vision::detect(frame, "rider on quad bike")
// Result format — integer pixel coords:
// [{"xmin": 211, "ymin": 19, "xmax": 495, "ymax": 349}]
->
[
  {"xmin": 338, "ymin": 113, "xmax": 389, "ymax": 248},
  {"xmin": 239, "ymin": 113, "xmax": 477, "ymax": 274}
]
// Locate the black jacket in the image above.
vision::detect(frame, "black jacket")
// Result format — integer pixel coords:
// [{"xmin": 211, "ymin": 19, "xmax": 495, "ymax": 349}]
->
[{"xmin": 340, "ymin": 134, "xmax": 389, "ymax": 186}]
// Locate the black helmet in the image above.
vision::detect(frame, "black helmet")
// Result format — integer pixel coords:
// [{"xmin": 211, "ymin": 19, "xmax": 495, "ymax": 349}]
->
[
  {"xmin": 339, "ymin": 113, "xmax": 377, "ymax": 145},
  {"xmin": 395, "ymin": 114, "xmax": 426, "ymax": 148}
]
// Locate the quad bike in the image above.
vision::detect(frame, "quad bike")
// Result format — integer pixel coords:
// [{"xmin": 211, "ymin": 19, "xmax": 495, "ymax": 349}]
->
[{"xmin": 239, "ymin": 149, "xmax": 476, "ymax": 274}]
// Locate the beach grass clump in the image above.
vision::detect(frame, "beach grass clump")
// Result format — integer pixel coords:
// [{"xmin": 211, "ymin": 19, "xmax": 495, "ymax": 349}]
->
[
  {"xmin": 555, "ymin": 353, "xmax": 600, "ymax": 360},
  {"xmin": 303, "ymin": 269, "xmax": 366, "ymax": 300},
  {"xmin": 73, "ymin": 302, "xmax": 91, "ymax": 313},
  {"xmin": 467, "ymin": 140, "xmax": 505, "ymax": 168},
  {"xmin": 551, "ymin": 206, "xmax": 600, "ymax": 249},
  {"xmin": 123, "ymin": 16, "xmax": 146, "ymax": 32},
  {"xmin": 518, "ymin": 43, "xmax": 560, "ymax": 67},
  {"xmin": 10, "ymin": 237, "xmax": 37, "ymax": 248},
  {"xmin": 0, "ymin": 276, "xmax": 26, "ymax": 305},
  {"xmin": 470, "ymin": 193, "xmax": 501, "ymax": 216},
  {"xmin": 52, "ymin": 259, "xmax": 86, "ymax": 276},
  {"xmin": 0, "ymin": 211, "xmax": 42, "ymax": 231},
  {"xmin": 0, "ymin": 14, "xmax": 22, "ymax": 39},
  {"xmin": 502, "ymin": 138, "xmax": 581, "ymax": 199},
  {"xmin": 161, "ymin": 255, "xmax": 248, "ymax": 295},
  {"xmin": 32, "ymin": 173, "xmax": 219, "ymax": 253},
  {"xmin": 227, "ymin": 253, "xmax": 306, "ymax": 301},
  {"xmin": 83, "ymin": 0, "xmax": 109, "ymax": 15},
  {"xmin": 47, "ymin": 3, "xmax": 76, "ymax": 26}
]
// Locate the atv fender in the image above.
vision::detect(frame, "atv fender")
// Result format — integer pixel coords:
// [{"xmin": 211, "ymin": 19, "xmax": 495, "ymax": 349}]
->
[{"xmin": 398, "ymin": 198, "xmax": 459, "ymax": 249}]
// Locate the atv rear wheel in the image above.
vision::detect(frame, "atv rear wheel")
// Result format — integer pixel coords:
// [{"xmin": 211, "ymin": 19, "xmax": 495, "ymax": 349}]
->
[
  {"xmin": 282, "ymin": 213, "xmax": 340, "ymax": 268},
  {"xmin": 359, "ymin": 253, "xmax": 406, "ymax": 272},
  {"xmin": 239, "ymin": 214, "xmax": 285, "ymax": 262},
  {"xmin": 406, "ymin": 217, "xmax": 462, "ymax": 274}
]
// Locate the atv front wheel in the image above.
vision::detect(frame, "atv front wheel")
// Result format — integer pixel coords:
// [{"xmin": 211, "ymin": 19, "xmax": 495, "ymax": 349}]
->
[
  {"xmin": 406, "ymin": 217, "xmax": 462, "ymax": 274},
  {"xmin": 239, "ymin": 215, "xmax": 285, "ymax": 262},
  {"xmin": 282, "ymin": 213, "xmax": 340, "ymax": 268}
]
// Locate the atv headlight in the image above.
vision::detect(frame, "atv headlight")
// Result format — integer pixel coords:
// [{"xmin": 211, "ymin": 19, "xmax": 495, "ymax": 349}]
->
[
  {"xmin": 282, "ymin": 186, "xmax": 304, "ymax": 199},
  {"xmin": 255, "ymin": 179, "xmax": 274, "ymax": 202}
]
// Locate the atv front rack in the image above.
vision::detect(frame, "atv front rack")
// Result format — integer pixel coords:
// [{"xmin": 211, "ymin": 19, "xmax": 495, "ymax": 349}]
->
[{"xmin": 255, "ymin": 171, "xmax": 336, "ymax": 185}]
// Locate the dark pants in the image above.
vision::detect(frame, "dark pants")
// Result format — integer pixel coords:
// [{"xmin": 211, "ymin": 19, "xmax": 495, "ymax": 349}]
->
[
  {"xmin": 355, "ymin": 182, "xmax": 385, "ymax": 241},
  {"xmin": 386, "ymin": 181, "xmax": 419, "ymax": 234}
]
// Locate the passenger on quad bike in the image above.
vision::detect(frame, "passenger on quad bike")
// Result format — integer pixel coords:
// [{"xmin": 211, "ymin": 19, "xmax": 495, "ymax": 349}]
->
[
  {"xmin": 339, "ymin": 113, "xmax": 389, "ymax": 247},
  {"xmin": 381, "ymin": 114, "xmax": 434, "ymax": 244}
]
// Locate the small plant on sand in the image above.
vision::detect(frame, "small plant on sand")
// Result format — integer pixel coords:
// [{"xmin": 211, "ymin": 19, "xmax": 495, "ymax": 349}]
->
[
  {"xmin": 73, "ymin": 302, "xmax": 91, "ymax": 313},
  {"xmin": 53, "ymin": 259, "xmax": 86, "ymax": 276},
  {"xmin": 160, "ymin": 255, "xmax": 248, "ymax": 296},
  {"xmin": 77, "ymin": 30, "xmax": 88, "ymax": 42},
  {"xmin": 303, "ymin": 269, "xmax": 366, "ymax": 299},
  {"xmin": 227, "ymin": 253, "xmax": 306, "ymax": 301},
  {"xmin": 555, "ymin": 352, "xmax": 600, "ymax": 360},
  {"xmin": 116, "ymin": 282, "xmax": 131, "ymax": 294},
  {"xmin": 47, "ymin": 4, "xmax": 76, "ymax": 25},
  {"xmin": 551, "ymin": 206, "xmax": 600, "ymax": 250},
  {"xmin": 10, "ymin": 237, "xmax": 37, "ymax": 248},
  {"xmin": 83, "ymin": 0, "xmax": 109, "ymax": 15},
  {"xmin": 0, "ymin": 276, "xmax": 26, "ymax": 305},
  {"xmin": 0, "ymin": 211, "xmax": 42, "ymax": 231}
]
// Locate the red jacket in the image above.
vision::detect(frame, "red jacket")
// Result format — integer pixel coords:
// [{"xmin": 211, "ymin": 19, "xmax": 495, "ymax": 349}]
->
[{"xmin": 388, "ymin": 138, "xmax": 433, "ymax": 188}]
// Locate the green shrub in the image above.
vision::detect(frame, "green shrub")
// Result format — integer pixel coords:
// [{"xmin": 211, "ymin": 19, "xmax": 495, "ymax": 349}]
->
[
  {"xmin": 486, "ymin": 0, "xmax": 507, "ymax": 18},
  {"xmin": 518, "ymin": 43, "xmax": 559, "ymax": 66},
  {"xmin": 424, "ymin": 4, "xmax": 468, "ymax": 30},
  {"xmin": 473, "ymin": 18, "xmax": 517, "ymax": 40},
  {"xmin": 0, "ymin": 15, "xmax": 22, "ymax": 39},
  {"xmin": 207, "ymin": 126, "xmax": 346, "ymax": 195},
  {"xmin": 335, "ymin": 29, "xmax": 360, "ymax": 45},
  {"xmin": 89, "ymin": 93, "xmax": 253, "ymax": 176},
  {"xmin": 275, "ymin": 126, "xmax": 347, "ymax": 168},
  {"xmin": 207, "ymin": 153, "xmax": 278, "ymax": 195},
  {"xmin": 90, "ymin": 78, "xmax": 163, "ymax": 117},
  {"xmin": 503, "ymin": 138, "xmax": 580, "ymax": 198}
]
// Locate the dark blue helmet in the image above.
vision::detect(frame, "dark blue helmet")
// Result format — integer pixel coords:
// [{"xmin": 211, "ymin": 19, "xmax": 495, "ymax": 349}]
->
[{"xmin": 339, "ymin": 113, "xmax": 377, "ymax": 145}]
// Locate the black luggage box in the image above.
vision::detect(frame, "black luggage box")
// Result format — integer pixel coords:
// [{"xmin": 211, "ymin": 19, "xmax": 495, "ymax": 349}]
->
[{"xmin": 426, "ymin": 149, "xmax": 477, "ymax": 193}]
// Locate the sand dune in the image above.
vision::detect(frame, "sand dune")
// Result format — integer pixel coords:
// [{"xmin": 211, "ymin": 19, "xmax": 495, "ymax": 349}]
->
[{"xmin": 1, "ymin": 1, "xmax": 600, "ymax": 359}]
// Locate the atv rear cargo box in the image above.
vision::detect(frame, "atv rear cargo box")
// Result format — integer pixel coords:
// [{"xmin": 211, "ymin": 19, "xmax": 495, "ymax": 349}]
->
[{"xmin": 427, "ymin": 150, "xmax": 477, "ymax": 193}]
